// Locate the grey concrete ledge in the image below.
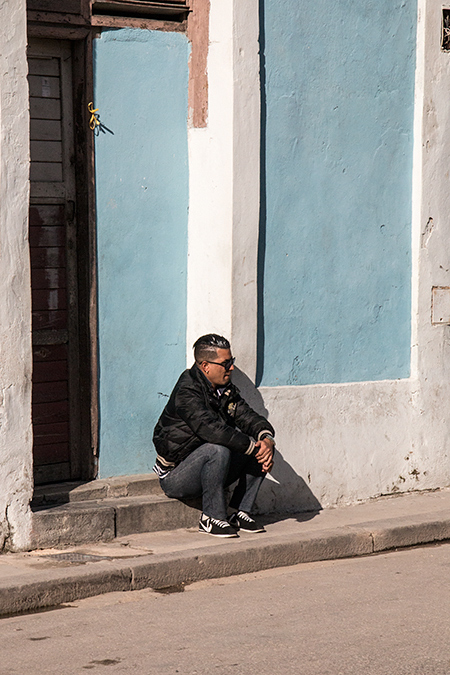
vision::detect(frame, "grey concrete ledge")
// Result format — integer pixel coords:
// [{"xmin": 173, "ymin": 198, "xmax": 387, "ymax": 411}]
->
[
  {"xmin": 31, "ymin": 493, "xmax": 200, "ymax": 548},
  {"xmin": 32, "ymin": 474, "xmax": 162, "ymax": 506},
  {"xmin": 3, "ymin": 510, "xmax": 450, "ymax": 617}
]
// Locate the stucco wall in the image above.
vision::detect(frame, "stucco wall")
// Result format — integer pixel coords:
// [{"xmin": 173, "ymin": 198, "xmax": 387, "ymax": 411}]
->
[
  {"xmin": 255, "ymin": 0, "xmax": 450, "ymax": 512},
  {"xmin": 187, "ymin": 0, "xmax": 261, "ymax": 376},
  {"xmin": 259, "ymin": 0, "xmax": 417, "ymax": 387},
  {"xmin": 0, "ymin": 0, "xmax": 33, "ymax": 549},
  {"xmin": 91, "ymin": 1, "xmax": 450, "ymax": 509},
  {"xmin": 187, "ymin": 0, "xmax": 450, "ymax": 513},
  {"xmin": 94, "ymin": 29, "xmax": 190, "ymax": 477},
  {"xmin": 413, "ymin": 0, "xmax": 450, "ymax": 498},
  {"xmin": 3, "ymin": 0, "xmax": 450, "ymax": 548}
]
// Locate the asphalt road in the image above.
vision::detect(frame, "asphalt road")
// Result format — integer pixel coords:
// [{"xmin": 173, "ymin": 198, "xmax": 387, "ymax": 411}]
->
[{"xmin": 2, "ymin": 543, "xmax": 450, "ymax": 675}]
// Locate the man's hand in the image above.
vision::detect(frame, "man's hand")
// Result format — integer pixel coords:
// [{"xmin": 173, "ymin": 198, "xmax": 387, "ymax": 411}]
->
[{"xmin": 254, "ymin": 438, "xmax": 275, "ymax": 473}]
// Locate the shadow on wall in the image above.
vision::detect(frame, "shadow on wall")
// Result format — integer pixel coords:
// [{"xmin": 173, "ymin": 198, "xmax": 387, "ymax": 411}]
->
[
  {"xmin": 232, "ymin": 368, "xmax": 322, "ymax": 518},
  {"xmin": 256, "ymin": 0, "xmax": 267, "ymax": 388}
]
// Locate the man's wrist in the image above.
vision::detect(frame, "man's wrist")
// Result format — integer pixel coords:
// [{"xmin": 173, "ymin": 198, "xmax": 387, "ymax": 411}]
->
[
  {"xmin": 246, "ymin": 439, "xmax": 257, "ymax": 456},
  {"xmin": 260, "ymin": 433, "xmax": 275, "ymax": 445}
]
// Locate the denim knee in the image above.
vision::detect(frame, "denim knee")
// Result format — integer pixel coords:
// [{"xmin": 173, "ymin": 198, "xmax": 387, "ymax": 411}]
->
[{"xmin": 205, "ymin": 443, "xmax": 231, "ymax": 466}]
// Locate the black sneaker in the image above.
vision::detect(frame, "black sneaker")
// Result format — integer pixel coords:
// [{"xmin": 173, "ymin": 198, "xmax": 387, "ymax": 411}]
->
[
  {"xmin": 199, "ymin": 513, "xmax": 239, "ymax": 537},
  {"xmin": 228, "ymin": 511, "xmax": 265, "ymax": 533}
]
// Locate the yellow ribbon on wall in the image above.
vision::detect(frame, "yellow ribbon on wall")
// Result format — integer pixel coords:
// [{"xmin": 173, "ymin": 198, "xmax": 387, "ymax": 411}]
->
[{"xmin": 88, "ymin": 102, "xmax": 100, "ymax": 130}]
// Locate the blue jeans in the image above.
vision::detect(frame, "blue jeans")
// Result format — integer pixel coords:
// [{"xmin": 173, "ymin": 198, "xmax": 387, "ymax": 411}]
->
[{"xmin": 159, "ymin": 443, "xmax": 265, "ymax": 520}]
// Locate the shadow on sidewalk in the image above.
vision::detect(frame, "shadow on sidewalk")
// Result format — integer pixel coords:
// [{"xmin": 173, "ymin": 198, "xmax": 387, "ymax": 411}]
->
[{"xmin": 259, "ymin": 449, "xmax": 322, "ymax": 525}]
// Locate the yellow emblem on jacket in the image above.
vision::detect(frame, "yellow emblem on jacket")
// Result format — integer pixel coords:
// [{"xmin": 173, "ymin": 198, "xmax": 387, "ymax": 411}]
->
[{"xmin": 227, "ymin": 401, "xmax": 237, "ymax": 416}]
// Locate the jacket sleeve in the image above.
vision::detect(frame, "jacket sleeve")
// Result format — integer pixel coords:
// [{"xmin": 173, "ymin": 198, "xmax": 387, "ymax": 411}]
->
[
  {"xmin": 174, "ymin": 384, "xmax": 257, "ymax": 455},
  {"xmin": 233, "ymin": 396, "xmax": 275, "ymax": 441}
]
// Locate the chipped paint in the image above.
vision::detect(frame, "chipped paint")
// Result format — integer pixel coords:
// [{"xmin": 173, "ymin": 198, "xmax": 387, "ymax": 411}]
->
[{"xmin": 0, "ymin": 0, "xmax": 33, "ymax": 550}]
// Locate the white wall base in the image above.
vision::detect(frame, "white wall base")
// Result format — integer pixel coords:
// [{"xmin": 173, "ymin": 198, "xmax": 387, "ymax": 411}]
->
[
  {"xmin": 254, "ymin": 378, "xmax": 450, "ymax": 513},
  {"xmin": 0, "ymin": 0, "xmax": 33, "ymax": 550}
]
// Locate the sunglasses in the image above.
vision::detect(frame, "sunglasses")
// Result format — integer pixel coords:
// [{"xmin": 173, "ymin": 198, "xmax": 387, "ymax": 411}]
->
[{"xmin": 204, "ymin": 357, "xmax": 236, "ymax": 371}]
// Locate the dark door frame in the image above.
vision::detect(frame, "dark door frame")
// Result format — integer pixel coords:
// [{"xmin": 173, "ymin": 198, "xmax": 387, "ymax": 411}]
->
[
  {"xmin": 28, "ymin": 25, "xmax": 99, "ymax": 483},
  {"xmin": 71, "ymin": 34, "xmax": 99, "ymax": 481}
]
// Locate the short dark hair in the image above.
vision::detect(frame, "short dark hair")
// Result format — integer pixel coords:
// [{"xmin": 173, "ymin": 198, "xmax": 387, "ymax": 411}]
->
[{"xmin": 193, "ymin": 334, "xmax": 230, "ymax": 363}]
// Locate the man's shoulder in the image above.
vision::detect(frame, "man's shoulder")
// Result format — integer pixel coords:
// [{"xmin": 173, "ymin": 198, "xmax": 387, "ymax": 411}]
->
[{"xmin": 172, "ymin": 365, "xmax": 204, "ymax": 395}]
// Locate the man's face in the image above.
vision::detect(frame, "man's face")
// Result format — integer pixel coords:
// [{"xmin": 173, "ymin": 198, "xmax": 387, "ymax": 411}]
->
[{"xmin": 201, "ymin": 348, "xmax": 235, "ymax": 388}]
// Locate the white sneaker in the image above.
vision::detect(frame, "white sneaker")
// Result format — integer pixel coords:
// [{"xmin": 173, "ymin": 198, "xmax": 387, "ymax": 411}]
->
[
  {"xmin": 199, "ymin": 513, "xmax": 239, "ymax": 537},
  {"xmin": 228, "ymin": 511, "xmax": 265, "ymax": 533}
]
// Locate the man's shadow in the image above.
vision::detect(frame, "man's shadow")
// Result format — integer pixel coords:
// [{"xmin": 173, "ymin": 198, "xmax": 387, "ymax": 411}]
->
[{"xmin": 231, "ymin": 368, "xmax": 322, "ymax": 524}]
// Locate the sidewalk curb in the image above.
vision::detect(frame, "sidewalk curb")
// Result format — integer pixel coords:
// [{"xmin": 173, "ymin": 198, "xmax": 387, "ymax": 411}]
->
[{"xmin": 2, "ymin": 512, "xmax": 450, "ymax": 617}]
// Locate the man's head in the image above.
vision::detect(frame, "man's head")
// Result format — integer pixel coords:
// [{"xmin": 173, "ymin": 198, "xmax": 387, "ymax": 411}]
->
[{"xmin": 193, "ymin": 334, "xmax": 235, "ymax": 388}]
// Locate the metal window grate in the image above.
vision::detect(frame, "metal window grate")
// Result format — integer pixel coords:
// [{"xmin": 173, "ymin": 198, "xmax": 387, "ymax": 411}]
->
[{"xmin": 92, "ymin": 0, "xmax": 189, "ymax": 19}]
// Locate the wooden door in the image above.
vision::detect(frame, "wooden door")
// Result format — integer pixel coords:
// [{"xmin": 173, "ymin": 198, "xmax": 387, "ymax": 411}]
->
[{"xmin": 28, "ymin": 38, "xmax": 81, "ymax": 484}]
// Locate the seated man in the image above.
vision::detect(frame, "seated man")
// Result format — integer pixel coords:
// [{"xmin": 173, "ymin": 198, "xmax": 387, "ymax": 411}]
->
[{"xmin": 153, "ymin": 334, "xmax": 275, "ymax": 538}]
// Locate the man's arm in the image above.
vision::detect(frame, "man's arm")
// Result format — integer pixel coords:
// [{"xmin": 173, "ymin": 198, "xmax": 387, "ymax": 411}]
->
[
  {"xmin": 233, "ymin": 395, "xmax": 275, "ymax": 472},
  {"xmin": 233, "ymin": 396, "xmax": 275, "ymax": 444}
]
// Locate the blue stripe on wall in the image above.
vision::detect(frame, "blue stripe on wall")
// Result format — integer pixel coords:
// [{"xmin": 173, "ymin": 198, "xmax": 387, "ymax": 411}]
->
[
  {"xmin": 94, "ymin": 29, "xmax": 189, "ymax": 477},
  {"xmin": 258, "ymin": 0, "xmax": 416, "ymax": 386}
]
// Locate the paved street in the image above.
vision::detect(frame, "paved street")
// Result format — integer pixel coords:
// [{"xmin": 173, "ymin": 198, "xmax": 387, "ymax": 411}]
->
[{"xmin": 2, "ymin": 543, "xmax": 450, "ymax": 675}]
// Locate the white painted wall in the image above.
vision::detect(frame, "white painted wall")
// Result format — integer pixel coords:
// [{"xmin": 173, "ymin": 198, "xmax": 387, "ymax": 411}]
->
[
  {"xmin": 187, "ymin": 0, "xmax": 234, "ymax": 354},
  {"xmin": 187, "ymin": 0, "xmax": 260, "ymax": 374},
  {"xmin": 230, "ymin": 1, "xmax": 261, "ymax": 379},
  {"xmin": 413, "ymin": 0, "xmax": 450, "ymax": 490},
  {"xmin": 256, "ymin": 0, "xmax": 450, "ymax": 513},
  {"xmin": 0, "ymin": 0, "xmax": 33, "ymax": 549},
  {"xmin": 188, "ymin": 0, "xmax": 450, "ymax": 514},
  {"xmin": 257, "ymin": 380, "xmax": 419, "ymax": 512}
]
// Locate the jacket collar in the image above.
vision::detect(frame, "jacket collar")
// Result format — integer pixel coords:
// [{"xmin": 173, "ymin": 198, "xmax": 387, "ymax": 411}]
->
[{"xmin": 189, "ymin": 363, "xmax": 233, "ymax": 397}]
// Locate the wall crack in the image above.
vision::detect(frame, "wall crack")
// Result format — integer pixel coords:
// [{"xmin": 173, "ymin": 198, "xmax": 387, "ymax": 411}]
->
[
  {"xmin": 421, "ymin": 217, "xmax": 435, "ymax": 248},
  {"xmin": 2, "ymin": 504, "xmax": 13, "ymax": 553},
  {"xmin": 129, "ymin": 566, "xmax": 136, "ymax": 591}
]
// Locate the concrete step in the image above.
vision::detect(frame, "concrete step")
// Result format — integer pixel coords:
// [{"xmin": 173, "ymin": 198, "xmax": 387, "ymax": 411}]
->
[
  {"xmin": 31, "ymin": 477, "xmax": 201, "ymax": 549},
  {"xmin": 32, "ymin": 474, "xmax": 163, "ymax": 506},
  {"xmin": 31, "ymin": 494, "xmax": 201, "ymax": 549}
]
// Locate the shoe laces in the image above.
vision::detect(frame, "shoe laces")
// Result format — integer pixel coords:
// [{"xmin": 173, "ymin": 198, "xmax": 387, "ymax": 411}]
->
[
  {"xmin": 237, "ymin": 511, "xmax": 255, "ymax": 523},
  {"xmin": 207, "ymin": 516, "xmax": 231, "ymax": 529}
]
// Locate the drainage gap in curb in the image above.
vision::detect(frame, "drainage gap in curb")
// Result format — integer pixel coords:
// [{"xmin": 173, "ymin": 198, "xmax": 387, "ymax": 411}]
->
[
  {"xmin": 153, "ymin": 583, "xmax": 186, "ymax": 594},
  {"xmin": 41, "ymin": 553, "xmax": 113, "ymax": 564}
]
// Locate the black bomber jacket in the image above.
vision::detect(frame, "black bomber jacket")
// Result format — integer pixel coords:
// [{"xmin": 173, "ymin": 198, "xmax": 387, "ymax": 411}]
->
[{"xmin": 153, "ymin": 364, "xmax": 275, "ymax": 470}]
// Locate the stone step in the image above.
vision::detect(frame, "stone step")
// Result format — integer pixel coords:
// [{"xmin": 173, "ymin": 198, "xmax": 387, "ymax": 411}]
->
[
  {"xmin": 32, "ymin": 474, "xmax": 162, "ymax": 507},
  {"xmin": 31, "ymin": 492, "xmax": 201, "ymax": 550}
]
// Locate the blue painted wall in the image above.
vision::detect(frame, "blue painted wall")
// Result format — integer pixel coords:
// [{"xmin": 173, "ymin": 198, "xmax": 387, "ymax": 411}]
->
[
  {"xmin": 94, "ymin": 29, "xmax": 189, "ymax": 477},
  {"xmin": 258, "ymin": 0, "xmax": 416, "ymax": 386}
]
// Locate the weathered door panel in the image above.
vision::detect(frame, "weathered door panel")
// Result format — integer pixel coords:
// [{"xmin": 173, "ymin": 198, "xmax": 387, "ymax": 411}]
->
[
  {"xmin": 93, "ymin": 29, "xmax": 189, "ymax": 477},
  {"xmin": 28, "ymin": 38, "xmax": 81, "ymax": 484}
]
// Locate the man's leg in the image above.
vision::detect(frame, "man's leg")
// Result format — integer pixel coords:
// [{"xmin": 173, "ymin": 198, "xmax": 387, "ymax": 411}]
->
[
  {"xmin": 226, "ymin": 453, "xmax": 265, "ymax": 513},
  {"xmin": 159, "ymin": 443, "xmax": 231, "ymax": 520}
]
